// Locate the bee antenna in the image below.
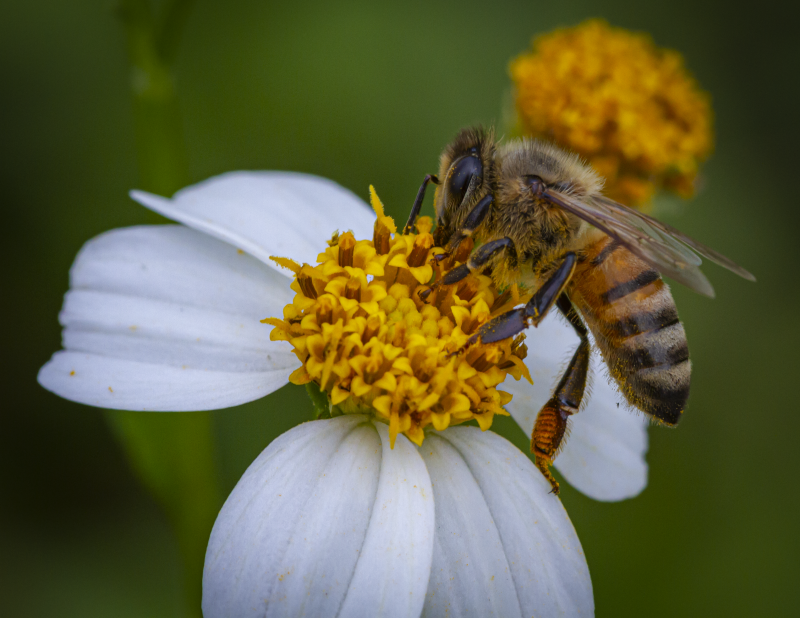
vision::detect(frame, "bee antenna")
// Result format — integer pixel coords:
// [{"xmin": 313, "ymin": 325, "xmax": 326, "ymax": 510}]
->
[{"xmin": 527, "ymin": 175, "xmax": 546, "ymax": 197}]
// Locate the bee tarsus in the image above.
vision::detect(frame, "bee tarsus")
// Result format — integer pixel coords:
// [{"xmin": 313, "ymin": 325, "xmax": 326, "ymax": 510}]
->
[
  {"xmin": 442, "ymin": 194, "xmax": 494, "ymax": 254},
  {"xmin": 403, "ymin": 174, "xmax": 438, "ymax": 235}
]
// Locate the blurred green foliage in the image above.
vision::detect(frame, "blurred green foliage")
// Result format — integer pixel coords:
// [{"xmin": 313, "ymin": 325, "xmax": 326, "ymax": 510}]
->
[{"xmin": 3, "ymin": 0, "xmax": 799, "ymax": 616}]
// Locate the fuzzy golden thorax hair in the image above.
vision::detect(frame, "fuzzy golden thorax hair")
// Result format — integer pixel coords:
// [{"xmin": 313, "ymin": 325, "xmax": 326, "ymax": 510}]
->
[{"xmin": 482, "ymin": 139, "xmax": 603, "ymax": 274}]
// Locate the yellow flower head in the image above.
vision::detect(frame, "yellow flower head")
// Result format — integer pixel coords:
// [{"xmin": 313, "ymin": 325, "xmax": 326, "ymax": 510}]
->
[
  {"xmin": 266, "ymin": 188, "xmax": 531, "ymax": 448},
  {"xmin": 510, "ymin": 19, "xmax": 713, "ymax": 207}
]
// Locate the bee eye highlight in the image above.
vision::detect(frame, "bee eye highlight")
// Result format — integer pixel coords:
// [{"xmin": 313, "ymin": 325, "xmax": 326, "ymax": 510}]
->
[{"xmin": 448, "ymin": 155, "xmax": 482, "ymax": 206}]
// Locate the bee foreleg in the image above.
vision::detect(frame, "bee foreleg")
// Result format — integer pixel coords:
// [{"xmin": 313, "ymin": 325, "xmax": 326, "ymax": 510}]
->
[
  {"xmin": 421, "ymin": 237, "xmax": 515, "ymax": 300},
  {"xmin": 403, "ymin": 174, "xmax": 438, "ymax": 235},
  {"xmin": 531, "ymin": 293, "xmax": 590, "ymax": 495},
  {"xmin": 436, "ymin": 194, "xmax": 494, "ymax": 259}
]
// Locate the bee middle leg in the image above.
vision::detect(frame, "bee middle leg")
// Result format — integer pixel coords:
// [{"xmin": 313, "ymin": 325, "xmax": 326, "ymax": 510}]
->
[{"xmin": 468, "ymin": 252, "xmax": 577, "ymax": 345}]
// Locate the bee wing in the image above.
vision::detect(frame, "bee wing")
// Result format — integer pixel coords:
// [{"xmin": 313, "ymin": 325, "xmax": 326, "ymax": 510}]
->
[
  {"xmin": 544, "ymin": 190, "xmax": 754, "ymax": 298},
  {"xmin": 590, "ymin": 195, "xmax": 756, "ymax": 282}
]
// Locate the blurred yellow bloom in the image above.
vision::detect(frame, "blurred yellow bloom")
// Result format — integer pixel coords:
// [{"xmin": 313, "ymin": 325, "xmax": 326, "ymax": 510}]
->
[{"xmin": 510, "ymin": 19, "xmax": 713, "ymax": 207}]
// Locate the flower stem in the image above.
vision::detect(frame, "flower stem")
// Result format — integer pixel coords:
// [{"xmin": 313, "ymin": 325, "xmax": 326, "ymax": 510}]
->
[
  {"xmin": 118, "ymin": 0, "xmax": 193, "ymax": 195},
  {"xmin": 306, "ymin": 382, "xmax": 332, "ymax": 419},
  {"xmin": 113, "ymin": 2, "xmax": 216, "ymax": 617},
  {"xmin": 105, "ymin": 411, "xmax": 219, "ymax": 617}
]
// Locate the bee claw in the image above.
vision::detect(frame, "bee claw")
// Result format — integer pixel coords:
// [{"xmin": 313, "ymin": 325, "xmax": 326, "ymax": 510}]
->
[{"xmin": 449, "ymin": 333, "xmax": 479, "ymax": 358}]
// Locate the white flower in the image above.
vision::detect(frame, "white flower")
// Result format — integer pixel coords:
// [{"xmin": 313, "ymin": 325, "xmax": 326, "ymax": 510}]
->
[
  {"xmin": 37, "ymin": 171, "xmax": 648, "ymax": 615},
  {"xmin": 204, "ymin": 415, "xmax": 592, "ymax": 617},
  {"xmin": 38, "ymin": 171, "xmax": 648, "ymax": 502}
]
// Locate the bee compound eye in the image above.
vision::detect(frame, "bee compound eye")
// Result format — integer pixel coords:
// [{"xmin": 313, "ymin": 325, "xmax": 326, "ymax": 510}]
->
[{"xmin": 448, "ymin": 156, "xmax": 483, "ymax": 205}]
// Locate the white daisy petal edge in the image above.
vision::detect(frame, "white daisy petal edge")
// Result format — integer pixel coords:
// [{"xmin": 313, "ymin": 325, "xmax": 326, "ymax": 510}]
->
[
  {"xmin": 203, "ymin": 415, "xmax": 435, "ymax": 618},
  {"xmin": 38, "ymin": 225, "xmax": 299, "ymax": 410},
  {"xmin": 130, "ymin": 171, "xmax": 376, "ymax": 272},
  {"xmin": 503, "ymin": 313, "xmax": 649, "ymax": 502},
  {"xmin": 203, "ymin": 415, "xmax": 593, "ymax": 618}
]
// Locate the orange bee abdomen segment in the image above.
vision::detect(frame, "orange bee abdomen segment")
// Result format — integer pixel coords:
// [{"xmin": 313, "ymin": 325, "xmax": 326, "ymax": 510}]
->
[{"xmin": 570, "ymin": 237, "xmax": 691, "ymax": 425}]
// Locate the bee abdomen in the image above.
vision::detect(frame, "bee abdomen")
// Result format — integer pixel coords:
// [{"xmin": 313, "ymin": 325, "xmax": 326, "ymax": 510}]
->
[
  {"xmin": 613, "ymin": 315, "xmax": 691, "ymax": 425},
  {"xmin": 573, "ymin": 238, "xmax": 691, "ymax": 425}
]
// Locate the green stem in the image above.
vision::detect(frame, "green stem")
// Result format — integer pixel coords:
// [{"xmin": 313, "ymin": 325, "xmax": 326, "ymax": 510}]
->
[
  {"xmin": 306, "ymin": 381, "xmax": 332, "ymax": 419},
  {"xmin": 114, "ymin": 2, "xmax": 217, "ymax": 617},
  {"xmin": 118, "ymin": 0, "xmax": 189, "ymax": 196},
  {"xmin": 106, "ymin": 411, "xmax": 219, "ymax": 618}
]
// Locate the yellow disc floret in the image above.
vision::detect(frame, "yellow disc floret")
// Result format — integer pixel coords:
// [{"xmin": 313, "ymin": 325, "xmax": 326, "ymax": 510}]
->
[
  {"xmin": 265, "ymin": 188, "xmax": 531, "ymax": 447},
  {"xmin": 510, "ymin": 19, "xmax": 713, "ymax": 207}
]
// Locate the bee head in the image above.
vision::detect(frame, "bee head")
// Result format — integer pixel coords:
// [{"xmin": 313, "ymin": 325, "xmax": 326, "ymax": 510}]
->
[{"xmin": 434, "ymin": 126, "xmax": 497, "ymax": 238}]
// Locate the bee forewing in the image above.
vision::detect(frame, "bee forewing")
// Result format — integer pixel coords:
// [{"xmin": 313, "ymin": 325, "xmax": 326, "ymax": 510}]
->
[
  {"xmin": 544, "ymin": 189, "xmax": 750, "ymax": 297},
  {"xmin": 591, "ymin": 195, "xmax": 756, "ymax": 282}
]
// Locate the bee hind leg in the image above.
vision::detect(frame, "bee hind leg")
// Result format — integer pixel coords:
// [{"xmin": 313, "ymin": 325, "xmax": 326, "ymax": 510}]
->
[
  {"xmin": 532, "ymin": 294, "xmax": 590, "ymax": 495},
  {"xmin": 461, "ymin": 253, "xmax": 586, "ymax": 494}
]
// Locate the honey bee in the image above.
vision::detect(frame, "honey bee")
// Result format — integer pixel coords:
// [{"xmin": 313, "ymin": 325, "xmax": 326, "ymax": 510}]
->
[{"xmin": 406, "ymin": 126, "xmax": 755, "ymax": 493}]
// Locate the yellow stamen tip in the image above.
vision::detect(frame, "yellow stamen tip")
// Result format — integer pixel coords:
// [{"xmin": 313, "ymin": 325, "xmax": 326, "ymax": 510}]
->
[
  {"xmin": 369, "ymin": 185, "xmax": 385, "ymax": 218},
  {"xmin": 270, "ymin": 256, "xmax": 302, "ymax": 273}
]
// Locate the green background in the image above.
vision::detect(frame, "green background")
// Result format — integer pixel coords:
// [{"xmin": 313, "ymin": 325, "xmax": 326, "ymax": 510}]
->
[{"xmin": 3, "ymin": 1, "xmax": 798, "ymax": 616}]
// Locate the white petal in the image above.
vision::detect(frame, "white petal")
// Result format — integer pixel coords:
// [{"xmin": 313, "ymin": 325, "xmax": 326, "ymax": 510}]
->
[
  {"xmin": 424, "ymin": 427, "xmax": 593, "ymax": 618},
  {"xmin": 130, "ymin": 171, "xmax": 376, "ymax": 271},
  {"xmin": 337, "ymin": 421, "xmax": 435, "ymax": 618},
  {"xmin": 38, "ymin": 351, "xmax": 292, "ymax": 411},
  {"xmin": 38, "ymin": 225, "xmax": 297, "ymax": 411},
  {"xmin": 203, "ymin": 416, "xmax": 435, "ymax": 618},
  {"xmin": 203, "ymin": 415, "xmax": 375, "ymax": 618},
  {"xmin": 420, "ymin": 434, "xmax": 522, "ymax": 618},
  {"xmin": 503, "ymin": 313, "xmax": 649, "ymax": 501}
]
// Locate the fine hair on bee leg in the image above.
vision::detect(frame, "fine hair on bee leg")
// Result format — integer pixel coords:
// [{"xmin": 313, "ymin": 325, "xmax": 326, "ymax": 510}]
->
[
  {"xmin": 437, "ymin": 194, "xmax": 494, "ymax": 260},
  {"xmin": 530, "ymin": 294, "xmax": 591, "ymax": 495}
]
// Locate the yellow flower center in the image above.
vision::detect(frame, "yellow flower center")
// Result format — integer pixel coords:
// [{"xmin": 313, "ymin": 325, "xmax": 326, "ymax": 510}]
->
[
  {"xmin": 265, "ymin": 187, "xmax": 531, "ymax": 447},
  {"xmin": 510, "ymin": 19, "xmax": 713, "ymax": 207}
]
